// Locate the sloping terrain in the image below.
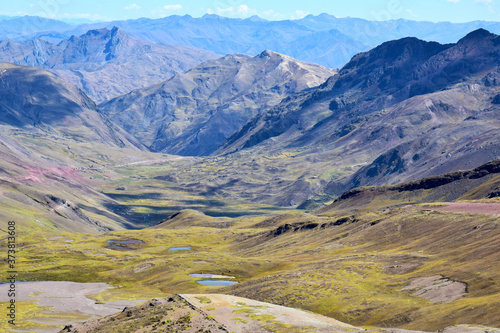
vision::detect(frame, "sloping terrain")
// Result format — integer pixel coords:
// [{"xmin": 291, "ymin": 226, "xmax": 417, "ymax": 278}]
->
[
  {"xmin": 60, "ymin": 294, "xmax": 359, "ymax": 333},
  {"xmin": 0, "ymin": 27, "xmax": 219, "ymax": 102},
  {"xmin": 0, "ymin": 62, "xmax": 166, "ymax": 232},
  {"xmin": 100, "ymin": 50, "xmax": 336, "ymax": 155},
  {"xmin": 320, "ymin": 158, "xmax": 500, "ymax": 214},
  {"xmin": 0, "ymin": 63, "xmax": 141, "ymax": 147},
  {"xmin": 2, "ymin": 176, "xmax": 499, "ymax": 332},
  {"xmin": 62, "ymin": 293, "xmax": 498, "ymax": 333},
  {"xmin": 58, "ymin": 294, "xmax": 500, "ymax": 333},
  {"xmin": 216, "ymin": 29, "xmax": 500, "ymax": 203}
]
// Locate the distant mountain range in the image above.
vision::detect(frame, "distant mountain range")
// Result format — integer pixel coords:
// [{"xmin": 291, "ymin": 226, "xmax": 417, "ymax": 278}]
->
[
  {"xmin": 100, "ymin": 50, "xmax": 336, "ymax": 155},
  {"xmin": 5, "ymin": 14, "xmax": 500, "ymax": 68},
  {"xmin": 0, "ymin": 15, "xmax": 70, "ymax": 40},
  {"xmin": 0, "ymin": 27, "xmax": 219, "ymax": 102},
  {"xmin": 297, "ymin": 13, "xmax": 500, "ymax": 47}
]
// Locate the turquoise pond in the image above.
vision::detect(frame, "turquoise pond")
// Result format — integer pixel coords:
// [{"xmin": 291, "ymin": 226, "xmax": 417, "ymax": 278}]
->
[
  {"xmin": 168, "ymin": 246, "xmax": 191, "ymax": 251},
  {"xmin": 196, "ymin": 280, "xmax": 238, "ymax": 287}
]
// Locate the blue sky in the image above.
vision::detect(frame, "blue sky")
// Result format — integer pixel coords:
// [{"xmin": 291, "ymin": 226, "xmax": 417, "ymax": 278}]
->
[{"xmin": 1, "ymin": 0, "xmax": 499, "ymax": 23}]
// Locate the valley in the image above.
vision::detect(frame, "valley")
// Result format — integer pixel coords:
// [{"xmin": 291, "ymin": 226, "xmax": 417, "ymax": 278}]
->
[
  {"xmin": 0, "ymin": 11, "xmax": 499, "ymax": 333},
  {"xmin": 1, "ymin": 170, "xmax": 500, "ymax": 331}
]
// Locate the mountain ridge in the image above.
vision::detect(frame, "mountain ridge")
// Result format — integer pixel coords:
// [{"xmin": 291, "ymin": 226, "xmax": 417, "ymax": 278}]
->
[
  {"xmin": 0, "ymin": 62, "xmax": 142, "ymax": 148},
  {"xmin": 215, "ymin": 29, "xmax": 500, "ymax": 203},
  {"xmin": 99, "ymin": 50, "xmax": 336, "ymax": 156},
  {"xmin": 9, "ymin": 13, "xmax": 500, "ymax": 69},
  {"xmin": 0, "ymin": 26, "xmax": 220, "ymax": 102}
]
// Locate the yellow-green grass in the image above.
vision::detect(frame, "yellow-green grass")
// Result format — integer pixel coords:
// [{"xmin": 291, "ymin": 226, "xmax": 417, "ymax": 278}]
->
[
  {"xmin": 0, "ymin": 204, "xmax": 499, "ymax": 331},
  {"xmin": 0, "ymin": 300, "xmax": 89, "ymax": 331}
]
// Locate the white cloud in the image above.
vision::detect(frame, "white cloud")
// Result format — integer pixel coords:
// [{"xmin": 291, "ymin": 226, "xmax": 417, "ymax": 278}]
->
[
  {"xmin": 263, "ymin": 9, "xmax": 275, "ymax": 16},
  {"xmin": 151, "ymin": 5, "xmax": 183, "ymax": 18},
  {"xmin": 164, "ymin": 4, "xmax": 183, "ymax": 11},
  {"xmin": 406, "ymin": 9, "xmax": 419, "ymax": 18},
  {"xmin": 291, "ymin": 10, "xmax": 310, "ymax": 19},
  {"xmin": 125, "ymin": 4, "xmax": 141, "ymax": 10},
  {"xmin": 475, "ymin": 0, "xmax": 495, "ymax": 15},
  {"xmin": 447, "ymin": 0, "xmax": 460, "ymax": 3},
  {"xmin": 215, "ymin": 5, "xmax": 258, "ymax": 18}
]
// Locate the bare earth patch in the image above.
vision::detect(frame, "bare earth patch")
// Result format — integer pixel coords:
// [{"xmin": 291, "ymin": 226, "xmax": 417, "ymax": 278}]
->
[
  {"xmin": 425, "ymin": 202, "xmax": 500, "ymax": 214},
  {"xmin": 441, "ymin": 325, "xmax": 500, "ymax": 333},
  {"xmin": 400, "ymin": 275, "xmax": 467, "ymax": 303},
  {"xmin": 181, "ymin": 293, "xmax": 357, "ymax": 332},
  {"xmin": 0, "ymin": 281, "xmax": 143, "ymax": 332}
]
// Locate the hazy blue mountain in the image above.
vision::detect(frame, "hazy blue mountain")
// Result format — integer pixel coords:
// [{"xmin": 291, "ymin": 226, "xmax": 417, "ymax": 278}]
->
[
  {"xmin": 100, "ymin": 50, "xmax": 336, "ymax": 156},
  {"xmin": 0, "ymin": 15, "xmax": 71, "ymax": 40},
  {"xmin": 0, "ymin": 27, "xmax": 219, "ymax": 102},
  {"xmin": 7, "ymin": 14, "xmax": 500, "ymax": 69},
  {"xmin": 21, "ymin": 13, "xmax": 500, "ymax": 69},
  {"xmin": 297, "ymin": 13, "xmax": 500, "ymax": 46},
  {"xmin": 30, "ymin": 14, "xmax": 366, "ymax": 68}
]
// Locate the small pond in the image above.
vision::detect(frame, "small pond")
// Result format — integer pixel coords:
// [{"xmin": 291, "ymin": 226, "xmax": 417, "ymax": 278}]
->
[
  {"xmin": 168, "ymin": 246, "xmax": 191, "ymax": 251},
  {"xmin": 106, "ymin": 239, "xmax": 144, "ymax": 250},
  {"xmin": 196, "ymin": 280, "xmax": 238, "ymax": 287}
]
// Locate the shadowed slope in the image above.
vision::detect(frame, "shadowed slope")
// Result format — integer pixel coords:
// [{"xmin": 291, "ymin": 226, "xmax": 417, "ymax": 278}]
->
[
  {"xmin": 100, "ymin": 50, "xmax": 336, "ymax": 156},
  {"xmin": 216, "ymin": 29, "xmax": 500, "ymax": 202},
  {"xmin": 0, "ymin": 62, "xmax": 142, "ymax": 147}
]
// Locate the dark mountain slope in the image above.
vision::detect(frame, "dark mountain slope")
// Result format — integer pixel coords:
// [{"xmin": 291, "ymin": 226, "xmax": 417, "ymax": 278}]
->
[
  {"xmin": 100, "ymin": 50, "xmax": 336, "ymax": 156},
  {"xmin": 0, "ymin": 62, "xmax": 142, "ymax": 147},
  {"xmin": 320, "ymin": 158, "xmax": 500, "ymax": 214},
  {"xmin": 0, "ymin": 27, "xmax": 219, "ymax": 102},
  {"xmin": 218, "ymin": 35, "xmax": 456, "ymax": 152},
  {"xmin": 217, "ymin": 29, "xmax": 500, "ymax": 199}
]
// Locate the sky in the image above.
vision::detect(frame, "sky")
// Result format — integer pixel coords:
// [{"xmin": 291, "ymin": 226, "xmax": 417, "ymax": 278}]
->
[{"xmin": 0, "ymin": 0, "xmax": 499, "ymax": 23}]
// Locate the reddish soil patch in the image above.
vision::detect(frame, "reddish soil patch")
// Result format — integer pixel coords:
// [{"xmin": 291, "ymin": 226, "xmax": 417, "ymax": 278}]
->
[
  {"xmin": 426, "ymin": 202, "xmax": 500, "ymax": 214},
  {"xmin": 400, "ymin": 275, "xmax": 467, "ymax": 303}
]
